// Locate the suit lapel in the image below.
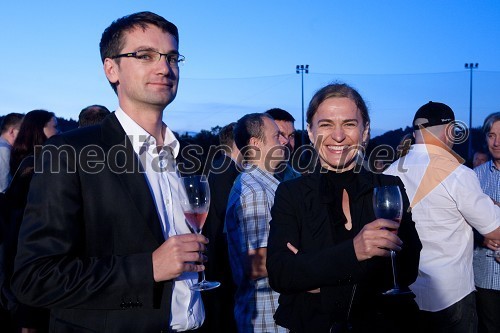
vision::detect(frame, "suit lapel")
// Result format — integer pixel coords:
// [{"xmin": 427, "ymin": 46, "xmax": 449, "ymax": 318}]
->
[{"xmin": 100, "ymin": 114, "xmax": 165, "ymax": 244}]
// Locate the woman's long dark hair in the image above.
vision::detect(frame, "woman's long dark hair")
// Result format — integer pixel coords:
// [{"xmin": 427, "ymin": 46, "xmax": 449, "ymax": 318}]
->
[{"xmin": 10, "ymin": 109, "xmax": 55, "ymax": 173}]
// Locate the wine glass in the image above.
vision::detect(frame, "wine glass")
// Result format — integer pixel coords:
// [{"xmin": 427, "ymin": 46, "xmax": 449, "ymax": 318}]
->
[
  {"xmin": 178, "ymin": 174, "xmax": 220, "ymax": 291},
  {"xmin": 373, "ymin": 185, "xmax": 411, "ymax": 295}
]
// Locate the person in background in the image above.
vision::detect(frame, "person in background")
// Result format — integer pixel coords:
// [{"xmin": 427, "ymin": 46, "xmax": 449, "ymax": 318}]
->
[
  {"xmin": 472, "ymin": 149, "xmax": 489, "ymax": 169},
  {"xmin": 267, "ymin": 83, "xmax": 421, "ymax": 333},
  {"xmin": 472, "ymin": 112, "xmax": 500, "ymax": 333},
  {"xmin": 225, "ymin": 113, "xmax": 287, "ymax": 332},
  {"xmin": 264, "ymin": 108, "xmax": 300, "ymax": 181},
  {"xmin": 8, "ymin": 110, "xmax": 58, "ymax": 206},
  {"xmin": 385, "ymin": 102, "xmax": 500, "ymax": 333},
  {"xmin": 1, "ymin": 109, "xmax": 58, "ymax": 333},
  {"xmin": 78, "ymin": 104, "xmax": 111, "ymax": 127},
  {"xmin": 0, "ymin": 113, "xmax": 24, "ymax": 331},
  {"xmin": 11, "ymin": 12, "xmax": 207, "ymax": 332},
  {"xmin": 201, "ymin": 122, "xmax": 240, "ymax": 333},
  {"xmin": 0, "ymin": 113, "xmax": 24, "ymax": 192}
]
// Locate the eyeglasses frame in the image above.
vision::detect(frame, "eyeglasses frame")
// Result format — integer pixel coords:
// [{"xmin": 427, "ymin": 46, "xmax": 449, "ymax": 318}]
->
[{"xmin": 111, "ymin": 50, "xmax": 185, "ymax": 66}]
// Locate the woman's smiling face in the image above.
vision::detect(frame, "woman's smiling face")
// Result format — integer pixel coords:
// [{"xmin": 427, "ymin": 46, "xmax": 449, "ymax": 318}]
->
[{"xmin": 307, "ymin": 97, "xmax": 369, "ymax": 172}]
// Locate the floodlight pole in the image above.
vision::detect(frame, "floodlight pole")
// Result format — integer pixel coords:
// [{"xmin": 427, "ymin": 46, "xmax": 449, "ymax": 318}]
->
[
  {"xmin": 465, "ymin": 62, "xmax": 478, "ymax": 161},
  {"xmin": 296, "ymin": 65, "xmax": 309, "ymax": 144}
]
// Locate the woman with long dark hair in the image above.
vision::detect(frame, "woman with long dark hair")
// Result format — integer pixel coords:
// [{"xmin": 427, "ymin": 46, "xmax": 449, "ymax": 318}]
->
[
  {"xmin": 2, "ymin": 109, "xmax": 57, "ymax": 333},
  {"xmin": 9, "ymin": 110, "xmax": 58, "ymax": 179}
]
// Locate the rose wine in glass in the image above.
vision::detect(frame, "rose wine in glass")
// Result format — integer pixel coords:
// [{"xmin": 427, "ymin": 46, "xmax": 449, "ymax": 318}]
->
[
  {"xmin": 373, "ymin": 185, "xmax": 411, "ymax": 295},
  {"xmin": 179, "ymin": 175, "xmax": 220, "ymax": 291}
]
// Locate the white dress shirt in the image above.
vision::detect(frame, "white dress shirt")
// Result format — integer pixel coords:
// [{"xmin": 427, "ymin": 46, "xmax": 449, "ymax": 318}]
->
[
  {"xmin": 115, "ymin": 108, "xmax": 204, "ymax": 331},
  {"xmin": 385, "ymin": 143, "xmax": 500, "ymax": 312}
]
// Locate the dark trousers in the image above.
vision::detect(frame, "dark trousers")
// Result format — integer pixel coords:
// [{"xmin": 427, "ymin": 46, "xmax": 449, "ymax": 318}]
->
[
  {"xmin": 418, "ymin": 292, "xmax": 478, "ymax": 333},
  {"xmin": 476, "ymin": 287, "xmax": 500, "ymax": 333}
]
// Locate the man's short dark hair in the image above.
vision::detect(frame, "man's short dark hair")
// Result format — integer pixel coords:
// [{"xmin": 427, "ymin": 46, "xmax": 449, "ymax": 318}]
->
[
  {"xmin": 234, "ymin": 113, "xmax": 273, "ymax": 151},
  {"xmin": 265, "ymin": 108, "xmax": 295, "ymax": 122},
  {"xmin": 99, "ymin": 11, "xmax": 179, "ymax": 93},
  {"xmin": 0, "ymin": 113, "xmax": 24, "ymax": 134},
  {"xmin": 78, "ymin": 105, "xmax": 111, "ymax": 127}
]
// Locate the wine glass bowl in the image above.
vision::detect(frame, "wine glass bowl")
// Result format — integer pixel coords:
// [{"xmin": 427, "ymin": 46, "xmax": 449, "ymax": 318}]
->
[
  {"xmin": 373, "ymin": 186, "xmax": 403, "ymax": 231},
  {"xmin": 178, "ymin": 175, "xmax": 220, "ymax": 291},
  {"xmin": 373, "ymin": 185, "xmax": 411, "ymax": 295}
]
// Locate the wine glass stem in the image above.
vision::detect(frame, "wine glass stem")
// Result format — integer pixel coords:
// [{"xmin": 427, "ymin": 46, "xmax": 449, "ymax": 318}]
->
[
  {"xmin": 199, "ymin": 251, "xmax": 207, "ymax": 283},
  {"xmin": 390, "ymin": 250, "xmax": 400, "ymax": 290}
]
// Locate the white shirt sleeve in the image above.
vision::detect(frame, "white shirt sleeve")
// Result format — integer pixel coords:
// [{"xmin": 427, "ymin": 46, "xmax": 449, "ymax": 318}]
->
[{"xmin": 450, "ymin": 166, "xmax": 500, "ymax": 235}]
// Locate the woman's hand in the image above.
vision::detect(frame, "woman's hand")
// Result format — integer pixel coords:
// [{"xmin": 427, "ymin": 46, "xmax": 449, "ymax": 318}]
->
[
  {"xmin": 286, "ymin": 242, "xmax": 320, "ymax": 293},
  {"xmin": 353, "ymin": 219, "xmax": 403, "ymax": 261}
]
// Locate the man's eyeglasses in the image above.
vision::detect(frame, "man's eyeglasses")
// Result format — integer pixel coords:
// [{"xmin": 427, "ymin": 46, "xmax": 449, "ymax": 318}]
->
[{"xmin": 111, "ymin": 50, "xmax": 185, "ymax": 67}]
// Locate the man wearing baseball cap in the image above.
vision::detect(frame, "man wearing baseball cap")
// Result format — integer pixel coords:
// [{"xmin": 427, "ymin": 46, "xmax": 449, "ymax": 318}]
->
[{"xmin": 385, "ymin": 101, "xmax": 500, "ymax": 333}]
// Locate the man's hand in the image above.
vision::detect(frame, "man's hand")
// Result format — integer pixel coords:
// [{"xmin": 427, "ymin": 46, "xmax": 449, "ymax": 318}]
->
[
  {"xmin": 152, "ymin": 233, "xmax": 208, "ymax": 282},
  {"xmin": 248, "ymin": 248, "xmax": 268, "ymax": 280},
  {"xmin": 353, "ymin": 219, "xmax": 403, "ymax": 261},
  {"xmin": 483, "ymin": 237, "xmax": 500, "ymax": 252}
]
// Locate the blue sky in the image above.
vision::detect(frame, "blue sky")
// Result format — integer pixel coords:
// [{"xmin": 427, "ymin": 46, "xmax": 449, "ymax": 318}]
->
[{"xmin": 1, "ymin": 1, "xmax": 499, "ymax": 137}]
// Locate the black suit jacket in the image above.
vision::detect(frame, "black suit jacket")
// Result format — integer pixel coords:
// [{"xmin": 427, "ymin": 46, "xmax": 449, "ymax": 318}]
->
[
  {"xmin": 267, "ymin": 167, "xmax": 422, "ymax": 332},
  {"xmin": 11, "ymin": 114, "xmax": 173, "ymax": 332}
]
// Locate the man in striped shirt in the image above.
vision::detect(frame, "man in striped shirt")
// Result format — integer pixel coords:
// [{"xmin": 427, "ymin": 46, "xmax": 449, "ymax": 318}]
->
[
  {"xmin": 473, "ymin": 112, "xmax": 500, "ymax": 333},
  {"xmin": 225, "ymin": 113, "xmax": 287, "ymax": 333}
]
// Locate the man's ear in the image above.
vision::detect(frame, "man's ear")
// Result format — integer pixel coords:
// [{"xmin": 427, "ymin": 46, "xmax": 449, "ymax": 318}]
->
[
  {"xmin": 249, "ymin": 136, "xmax": 260, "ymax": 148},
  {"xmin": 104, "ymin": 58, "xmax": 119, "ymax": 84}
]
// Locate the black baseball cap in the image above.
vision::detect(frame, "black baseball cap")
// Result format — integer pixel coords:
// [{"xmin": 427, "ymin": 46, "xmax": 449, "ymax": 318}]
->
[{"xmin": 413, "ymin": 101, "xmax": 455, "ymax": 130}]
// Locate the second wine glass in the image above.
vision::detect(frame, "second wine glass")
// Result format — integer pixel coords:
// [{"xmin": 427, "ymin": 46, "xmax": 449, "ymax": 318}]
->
[
  {"xmin": 373, "ymin": 185, "xmax": 411, "ymax": 295},
  {"xmin": 178, "ymin": 174, "xmax": 220, "ymax": 291}
]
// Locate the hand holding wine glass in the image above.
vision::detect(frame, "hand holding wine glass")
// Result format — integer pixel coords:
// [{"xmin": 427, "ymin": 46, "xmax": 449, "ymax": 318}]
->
[
  {"xmin": 373, "ymin": 185, "xmax": 411, "ymax": 295},
  {"xmin": 178, "ymin": 174, "xmax": 220, "ymax": 291}
]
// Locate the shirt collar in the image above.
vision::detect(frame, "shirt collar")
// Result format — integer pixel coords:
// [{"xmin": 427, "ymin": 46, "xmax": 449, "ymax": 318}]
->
[
  {"xmin": 0, "ymin": 136, "xmax": 10, "ymax": 147},
  {"xmin": 114, "ymin": 107, "xmax": 180, "ymax": 158},
  {"xmin": 410, "ymin": 143, "xmax": 463, "ymax": 164},
  {"xmin": 487, "ymin": 159, "xmax": 499, "ymax": 172},
  {"xmin": 243, "ymin": 163, "xmax": 280, "ymax": 187}
]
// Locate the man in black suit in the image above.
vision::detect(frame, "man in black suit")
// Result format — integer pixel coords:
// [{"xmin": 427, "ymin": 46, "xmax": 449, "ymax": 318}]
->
[
  {"xmin": 200, "ymin": 122, "xmax": 240, "ymax": 333},
  {"xmin": 11, "ymin": 12, "xmax": 207, "ymax": 332}
]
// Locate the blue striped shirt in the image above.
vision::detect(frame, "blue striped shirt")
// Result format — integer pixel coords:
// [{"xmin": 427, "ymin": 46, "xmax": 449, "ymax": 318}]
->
[
  {"xmin": 225, "ymin": 165, "xmax": 286, "ymax": 333},
  {"xmin": 473, "ymin": 160, "xmax": 500, "ymax": 290}
]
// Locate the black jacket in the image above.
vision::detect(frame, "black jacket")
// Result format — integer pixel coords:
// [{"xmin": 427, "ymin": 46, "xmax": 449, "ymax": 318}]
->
[
  {"xmin": 267, "ymin": 167, "xmax": 422, "ymax": 333},
  {"xmin": 11, "ymin": 114, "xmax": 173, "ymax": 332}
]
